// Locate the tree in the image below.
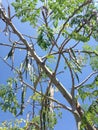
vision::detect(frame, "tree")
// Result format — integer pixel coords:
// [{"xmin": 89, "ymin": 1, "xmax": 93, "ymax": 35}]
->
[{"xmin": 0, "ymin": 0, "xmax": 98, "ymax": 130}]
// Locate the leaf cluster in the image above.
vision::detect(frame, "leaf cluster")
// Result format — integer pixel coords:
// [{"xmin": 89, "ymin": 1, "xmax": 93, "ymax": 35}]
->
[
  {"xmin": 12, "ymin": 0, "xmax": 40, "ymax": 26},
  {"xmin": 0, "ymin": 78, "xmax": 19, "ymax": 116},
  {"xmin": 37, "ymin": 26, "xmax": 53, "ymax": 50}
]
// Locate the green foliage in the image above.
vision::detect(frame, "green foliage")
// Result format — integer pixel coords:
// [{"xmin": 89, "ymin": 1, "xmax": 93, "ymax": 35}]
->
[
  {"xmin": 31, "ymin": 92, "xmax": 41, "ymax": 102},
  {"xmin": 0, "ymin": 78, "xmax": 19, "ymax": 116},
  {"xmin": 12, "ymin": 0, "xmax": 98, "ymax": 48},
  {"xmin": 0, "ymin": 0, "xmax": 98, "ymax": 130},
  {"xmin": 69, "ymin": 31, "xmax": 90, "ymax": 42},
  {"xmin": 83, "ymin": 43, "xmax": 93, "ymax": 51},
  {"xmin": 87, "ymin": 99, "xmax": 98, "ymax": 125},
  {"xmin": 90, "ymin": 56, "xmax": 98, "ymax": 70},
  {"xmin": 78, "ymin": 76, "xmax": 98, "ymax": 102},
  {"xmin": 80, "ymin": 99, "xmax": 98, "ymax": 129},
  {"xmin": 0, "ymin": 119, "xmax": 25, "ymax": 130},
  {"xmin": 78, "ymin": 76, "xmax": 98, "ymax": 129},
  {"xmin": 12, "ymin": 0, "xmax": 40, "ymax": 26},
  {"xmin": 37, "ymin": 26, "xmax": 52, "ymax": 50},
  {"xmin": 83, "ymin": 43, "xmax": 98, "ymax": 70}
]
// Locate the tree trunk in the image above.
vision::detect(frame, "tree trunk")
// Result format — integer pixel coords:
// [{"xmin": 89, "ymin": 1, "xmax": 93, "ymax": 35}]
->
[
  {"xmin": 0, "ymin": 8, "xmax": 96, "ymax": 130},
  {"xmin": 74, "ymin": 103, "xmax": 96, "ymax": 130}
]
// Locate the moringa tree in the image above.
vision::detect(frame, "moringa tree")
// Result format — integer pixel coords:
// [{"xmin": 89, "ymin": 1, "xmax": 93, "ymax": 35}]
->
[{"xmin": 0, "ymin": 0, "xmax": 98, "ymax": 130}]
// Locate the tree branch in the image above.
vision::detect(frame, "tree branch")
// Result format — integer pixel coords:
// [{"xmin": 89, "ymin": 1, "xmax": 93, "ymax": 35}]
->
[
  {"xmin": 0, "ymin": 8, "xmax": 73, "ymax": 106},
  {"xmin": 0, "ymin": 42, "xmax": 26, "ymax": 50},
  {"xmin": 0, "ymin": 56, "xmax": 72, "ymax": 112},
  {"xmin": 56, "ymin": 0, "xmax": 92, "ymax": 41},
  {"xmin": 75, "ymin": 71, "xmax": 98, "ymax": 89}
]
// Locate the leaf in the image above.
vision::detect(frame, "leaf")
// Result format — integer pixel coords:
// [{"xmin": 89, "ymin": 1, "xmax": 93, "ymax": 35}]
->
[
  {"xmin": 31, "ymin": 92, "xmax": 41, "ymax": 102},
  {"xmin": 94, "ymin": 50, "xmax": 98, "ymax": 56},
  {"xmin": 12, "ymin": 0, "xmax": 40, "ymax": 26},
  {"xmin": 69, "ymin": 32, "xmax": 89, "ymax": 42},
  {"xmin": 90, "ymin": 56, "xmax": 98, "ymax": 70},
  {"xmin": 46, "ymin": 54, "xmax": 54, "ymax": 59},
  {"xmin": 83, "ymin": 43, "xmax": 92, "ymax": 51},
  {"xmin": 70, "ymin": 15, "xmax": 83, "ymax": 27},
  {"xmin": 0, "ymin": 78, "xmax": 19, "ymax": 115},
  {"xmin": 53, "ymin": 19, "xmax": 58, "ymax": 28},
  {"xmin": 78, "ymin": 88, "xmax": 91, "ymax": 102},
  {"xmin": 37, "ymin": 28, "xmax": 51, "ymax": 50},
  {"xmin": 4, "ymin": 48, "xmax": 14, "ymax": 60}
]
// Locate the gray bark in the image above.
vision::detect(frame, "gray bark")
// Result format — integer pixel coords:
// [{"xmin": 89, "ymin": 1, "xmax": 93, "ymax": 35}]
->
[{"xmin": 0, "ymin": 8, "xmax": 96, "ymax": 130}]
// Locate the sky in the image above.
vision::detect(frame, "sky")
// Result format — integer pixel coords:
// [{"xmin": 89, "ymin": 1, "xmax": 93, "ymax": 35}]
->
[
  {"xmin": 0, "ymin": 20, "xmax": 76, "ymax": 130},
  {"xmin": 0, "ymin": 1, "xmax": 76, "ymax": 129},
  {"xmin": 0, "ymin": 0, "xmax": 97, "ymax": 130}
]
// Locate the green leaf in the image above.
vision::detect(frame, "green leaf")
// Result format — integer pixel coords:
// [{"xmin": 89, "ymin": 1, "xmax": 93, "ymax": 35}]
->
[
  {"xmin": 46, "ymin": 54, "xmax": 54, "ymax": 59},
  {"xmin": 69, "ymin": 32, "xmax": 89, "ymax": 42},
  {"xmin": 53, "ymin": 19, "xmax": 58, "ymax": 28},
  {"xmin": 31, "ymin": 92, "xmax": 41, "ymax": 102}
]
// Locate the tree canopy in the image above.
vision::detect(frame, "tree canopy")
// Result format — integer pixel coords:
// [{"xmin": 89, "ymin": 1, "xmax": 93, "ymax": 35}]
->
[{"xmin": 0, "ymin": 0, "xmax": 98, "ymax": 130}]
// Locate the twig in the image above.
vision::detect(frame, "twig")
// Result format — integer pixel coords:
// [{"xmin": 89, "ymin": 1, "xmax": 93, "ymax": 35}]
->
[
  {"xmin": 62, "ymin": 54, "xmax": 75, "ymax": 100},
  {"xmin": 0, "ymin": 43, "xmax": 26, "ymax": 49},
  {"xmin": 75, "ymin": 71, "xmax": 98, "ymax": 89},
  {"xmin": 56, "ymin": 0, "xmax": 92, "ymax": 42},
  {"xmin": 0, "ymin": 56, "xmax": 72, "ymax": 112},
  {"xmin": 22, "ymin": 80, "xmax": 73, "ymax": 112},
  {"xmin": 54, "ymin": 53, "xmax": 61, "ymax": 74}
]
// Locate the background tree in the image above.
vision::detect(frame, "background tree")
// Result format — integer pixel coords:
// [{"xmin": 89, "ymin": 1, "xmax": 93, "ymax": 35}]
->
[{"xmin": 0, "ymin": 0, "xmax": 98, "ymax": 130}]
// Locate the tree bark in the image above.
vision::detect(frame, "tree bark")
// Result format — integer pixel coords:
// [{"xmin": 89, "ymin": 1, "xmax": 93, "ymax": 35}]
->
[{"xmin": 0, "ymin": 8, "xmax": 96, "ymax": 130}]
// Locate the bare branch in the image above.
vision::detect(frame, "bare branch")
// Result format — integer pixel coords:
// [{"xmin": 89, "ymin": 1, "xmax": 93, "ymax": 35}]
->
[
  {"xmin": 0, "ymin": 7, "xmax": 73, "ymax": 106},
  {"xmin": 0, "ymin": 52, "xmax": 72, "ymax": 113},
  {"xmin": 0, "ymin": 42, "xmax": 26, "ymax": 50},
  {"xmin": 62, "ymin": 53, "xmax": 75, "ymax": 110},
  {"xmin": 54, "ymin": 53, "xmax": 61, "ymax": 74},
  {"xmin": 75, "ymin": 71, "xmax": 98, "ymax": 89},
  {"xmin": 22, "ymin": 80, "xmax": 72, "ymax": 112}
]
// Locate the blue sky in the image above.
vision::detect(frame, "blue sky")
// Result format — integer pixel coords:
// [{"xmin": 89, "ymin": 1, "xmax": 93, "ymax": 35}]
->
[
  {"xmin": 0, "ymin": 1, "xmax": 76, "ymax": 129},
  {"xmin": 0, "ymin": 20, "xmax": 76, "ymax": 130},
  {"xmin": 0, "ymin": 0, "xmax": 98, "ymax": 130}
]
